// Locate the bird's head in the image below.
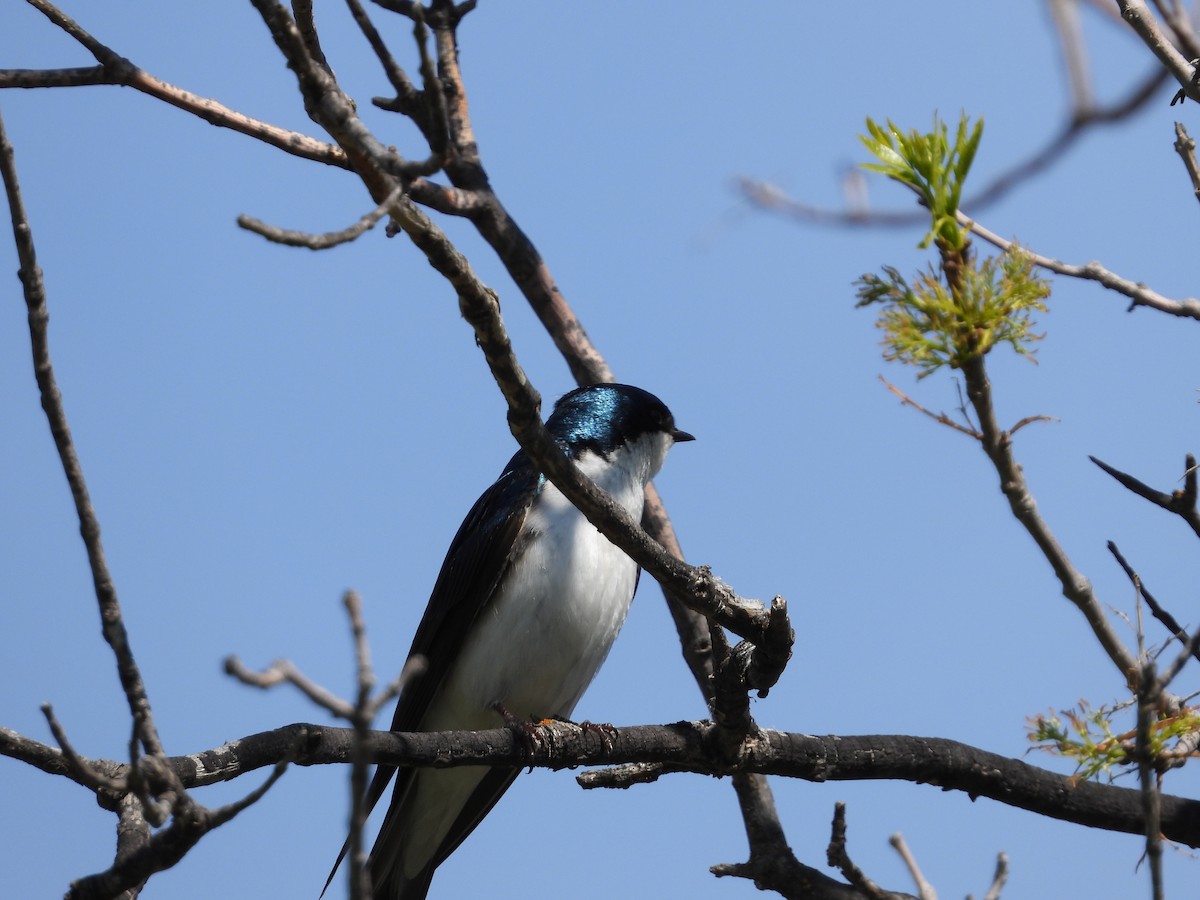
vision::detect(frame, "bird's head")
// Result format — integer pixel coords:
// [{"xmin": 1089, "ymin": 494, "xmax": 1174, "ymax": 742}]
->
[{"xmin": 546, "ymin": 383, "xmax": 693, "ymax": 483}]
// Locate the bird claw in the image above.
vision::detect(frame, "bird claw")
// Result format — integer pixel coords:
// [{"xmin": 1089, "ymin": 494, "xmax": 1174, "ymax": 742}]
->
[{"xmin": 490, "ymin": 702, "xmax": 545, "ymax": 770}]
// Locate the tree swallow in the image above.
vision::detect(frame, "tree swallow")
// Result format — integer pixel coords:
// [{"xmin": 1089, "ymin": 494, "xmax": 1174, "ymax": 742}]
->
[{"xmin": 328, "ymin": 383, "xmax": 693, "ymax": 900}]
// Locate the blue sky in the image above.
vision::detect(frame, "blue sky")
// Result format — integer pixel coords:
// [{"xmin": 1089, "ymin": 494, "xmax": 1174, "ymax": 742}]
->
[{"xmin": 3, "ymin": 2, "xmax": 1200, "ymax": 898}]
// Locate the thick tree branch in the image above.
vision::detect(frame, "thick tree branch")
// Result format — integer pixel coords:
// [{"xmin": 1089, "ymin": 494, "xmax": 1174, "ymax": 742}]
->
[{"xmin": 8, "ymin": 720, "xmax": 1200, "ymax": 850}]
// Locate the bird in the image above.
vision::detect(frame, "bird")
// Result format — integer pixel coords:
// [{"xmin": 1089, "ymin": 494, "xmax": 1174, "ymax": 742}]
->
[{"xmin": 324, "ymin": 383, "xmax": 693, "ymax": 900}]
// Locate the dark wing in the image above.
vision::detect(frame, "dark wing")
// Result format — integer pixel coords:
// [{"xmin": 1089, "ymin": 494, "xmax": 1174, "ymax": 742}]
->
[
  {"xmin": 322, "ymin": 451, "xmax": 538, "ymax": 896},
  {"xmin": 387, "ymin": 449, "xmax": 538, "ymax": 735}
]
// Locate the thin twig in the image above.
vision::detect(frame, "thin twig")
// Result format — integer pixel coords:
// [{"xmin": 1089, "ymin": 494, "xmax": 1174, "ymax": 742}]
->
[
  {"xmin": 1108, "ymin": 541, "xmax": 1200, "ymax": 661},
  {"xmin": 1153, "ymin": 0, "xmax": 1200, "ymax": 59},
  {"xmin": 66, "ymin": 753, "xmax": 291, "ymax": 900},
  {"xmin": 237, "ymin": 185, "xmax": 404, "ymax": 250},
  {"xmin": 344, "ymin": 590, "xmax": 374, "ymax": 900},
  {"xmin": 40, "ymin": 704, "xmax": 126, "ymax": 794},
  {"xmin": 982, "ymin": 851, "xmax": 1009, "ymax": 900},
  {"xmin": 347, "ymin": 0, "xmax": 419, "ymax": 107},
  {"xmin": 959, "ymin": 353, "xmax": 1140, "ymax": 688},
  {"xmin": 1173, "ymin": 121, "xmax": 1200, "ymax": 204},
  {"xmin": 962, "ymin": 214, "xmax": 1200, "ymax": 321},
  {"xmin": 224, "ymin": 656, "xmax": 357, "ymax": 719},
  {"xmin": 1156, "ymin": 624, "xmax": 1200, "ymax": 690},
  {"xmin": 1090, "ymin": 454, "xmax": 1200, "ymax": 539},
  {"xmin": 738, "ymin": 65, "xmax": 1167, "ymax": 229},
  {"xmin": 208, "ymin": 757, "xmax": 291, "ymax": 827},
  {"xmin": 1048, "ymin": 0, "xmax": 1094, "ymax": 112},
  {"xmin": 8, "ymin": 1, "xmax": 349, "ymax": 169},
  {"xmin": 1, "ymin": 109, "xmax": 165, "ymax": 757},
  {"xmin": 879, "ymin": 375, "xmax": 982, "ymax": 439},
  {"xmin": 827, "ymin": 804, "xmax": 888, "ymax": 899},
  {"xmin": 1009, "ymin": 414, "xmax": 1058, "ymax": 435},
  {"xmin": 292, "ymin": 0, "xmax": 333, "ymax": 73},
  {"xmin": 889, "ymin": 833, "xmax": 936, "ymax": 900}
]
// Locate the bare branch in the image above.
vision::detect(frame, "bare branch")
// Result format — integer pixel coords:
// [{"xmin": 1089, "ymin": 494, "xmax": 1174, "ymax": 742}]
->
[
  {"xmin": 1090, "ymin": 454, "xmax": 1200, "ymax": 538},
  {"xmin": 962, "ymin": 214, "xmax": 1200, "ymax": 321},
  {"xmin": 12, "ymin": 717, "xmax": 1200, "ymax": 851},
  {"xmin": 1173, "ymin": 121, "xmax": 1200, "ymax": 204},
  {"xmin": 827, "ymin": 804, "xmax": 892, "ymax": 899},
  {"xmin": 1009, "ymin": 414, "xmax": 1058, "ymax": 435},
  {"xmin": 224, "ymin": 655, "xmax": 357, "ymax": 720},
  {"xmin": 0, "ymin": 726, "xmax": 71, "ymax": 778},
  {"xmin": 713, "ymin": 782, "xmax": 876, "ymax": 899},
  {"xmin": 6, "ymin": 1, "xmax": 350, "ymax": 169},
  {"xmin": 888, "ymin": 833, "xmax": 934, "ymax": 900},
  {"xmin": 292, "ymin": 0, "xmax": 333, "ymax": 73},
  {"xmin": 381, "ymin": 188, "xmax": 777, "ymax": 641},
  {"xmin": 1156, "ymin": 624, "xmax": 1200, "ymax": 691},
  {"xmin": 880, "ymin": 375, "xmax": 983, "ymax": 439},
  {"xmin": 739, "ymin": 65, "xmax": 1167, "ymax": 229},
  {"xmin": 347, "ymin": 0, "xmax": 422, "ymax": 116},
  {"xmin": 237, "ymin": 185, "xmax": 404, "ymax": 249},
  {"xmin": 66, "ymin": 755, "xmax": 290, "ymax": 900},
  {"xmin": 40, "ymin": 704, "xmax": 126, "ymax": 795},
  {"xmin": 1, "ymin": 109, "xmax": 165, "ymax": 757},
  {"xmin": 112, "ymin": 793, "xmax": 150, "ymax": 899},
  {"xmin": 1136, "ymin": 662, "xmax": 1165, "ymax": 900},
  {"xmin": 1154, "ymin": 0, "xmax": 1200, "ymax": 57},
  {"xmin": 1108, "ymin": 541, "xmax": 1199, "ymax": 660},
  {"xmin": 344, "ymin": 589, "xmax": 378, "ymax": 900},
  {"xmin": 1048, "ymin": 0, "xmax": 1095, "ymax": 111},
  {"xmin": 982, "ymin": 852, "xmax": 1009, "ymax": 900},
  {"xmin": 958, "ymin": 354, "xmax": 1140, "ymax": 687},
  {"xmin": 1116, "ymin": 0, "xmax": 1200, "ymax": 103}
]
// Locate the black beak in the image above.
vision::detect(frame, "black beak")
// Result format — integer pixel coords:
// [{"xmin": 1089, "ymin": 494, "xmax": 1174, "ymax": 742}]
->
[{"xmin": 672, "ymin": 429, "xmax": 696, "ymax": 443}]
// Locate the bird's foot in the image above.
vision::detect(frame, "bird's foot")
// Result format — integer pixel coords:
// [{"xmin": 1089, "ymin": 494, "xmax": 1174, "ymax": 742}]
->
[{"xmin": 490, "ymin": 701, "xmax": 545, "ymax": 769}]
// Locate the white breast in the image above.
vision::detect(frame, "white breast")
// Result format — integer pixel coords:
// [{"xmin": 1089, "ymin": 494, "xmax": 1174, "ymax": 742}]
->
[{"xmin": 437, "ymin": 442, "xmax": 656, "ymax": 723}]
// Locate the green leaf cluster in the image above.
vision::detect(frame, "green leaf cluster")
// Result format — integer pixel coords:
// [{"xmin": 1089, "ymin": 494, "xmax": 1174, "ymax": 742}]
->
[
  {"xmin": 854, "ymin": 113, "xmax": 1049, "ymax": 376},
  {"xmin": 855, "ymin": 249, "xmax": 1048, "ymax": 378},
  {"xmin": 1028, "ymin": 701, "xmax": 1200, "ymax": 783},
  {"xmin": 860, "ymin": 114, "xmax": 981, "ymax": 252}
]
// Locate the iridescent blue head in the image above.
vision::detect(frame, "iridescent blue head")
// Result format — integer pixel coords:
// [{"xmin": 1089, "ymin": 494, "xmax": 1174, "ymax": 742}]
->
[{"xmin": 546, "ymin": 383, "xmax": 693, "ymax": 458}]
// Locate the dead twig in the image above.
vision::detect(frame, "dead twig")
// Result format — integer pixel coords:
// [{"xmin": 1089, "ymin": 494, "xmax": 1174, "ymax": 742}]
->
[
  {"xmin": 879, "ymin": 375, "xmax": 982, "ymax": 439},
  {"xmin": 237, "ymin": 185, "xmax": 405, "ymax": 250}
]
